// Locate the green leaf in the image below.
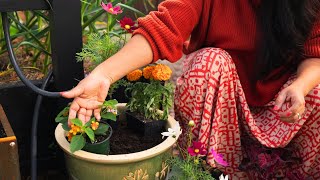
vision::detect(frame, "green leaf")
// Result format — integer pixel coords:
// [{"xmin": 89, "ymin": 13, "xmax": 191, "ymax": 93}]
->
[
  {"xmin": 103, "ymin": 99, "xmax": 118, "ymax": 107},
  {"xmin": 55, "ymin": 116, "xmax": 67, "ymax": 123},
  {"xmin": 118, "ymin": 3, "xmax": 145, "ymax": 17},
  {"xmin": 71, "ymin": 118, "xmax": 83, "ymax": 127},
  {"xmin": 101, "ymin": 112, "xmax": 117, "ymax": 121},
  {"xmin": 85, "ymin": 117, "xmax": 96, "ymax": 127},
  {"xmin": 85, "ymin": 127, "xmax": 95, "ymax": 142},
  {"xmin": 62, "ymin": 122, "xmax": 70, "ymax": 131},
  {"xmin": 94, "ymin": 123, "xmax": 109, "ymax": 135},
  {"xmin": 56, "ymin": 107, "xmax": 69, "ymax": 117},
  {"xmin": 70, "ymin": 135, "xmax": 86, "ymax": 153}
]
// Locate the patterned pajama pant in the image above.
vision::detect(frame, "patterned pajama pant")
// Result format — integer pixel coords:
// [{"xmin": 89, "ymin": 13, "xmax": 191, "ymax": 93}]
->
[{"xmin": 174, "ymin": 48, "xmax": 320, "ymax": 179}]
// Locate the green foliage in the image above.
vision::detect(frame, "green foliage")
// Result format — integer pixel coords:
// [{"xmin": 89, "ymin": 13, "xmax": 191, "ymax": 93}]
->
[
  {"xmin": 108, "ymin": 78, "xmax": 132, "ymax": 99},
  {"xmin": 0, "ymin": 0, "xmax": 158, "ymax": 75},
  {"xmin": 94, "ymin": 123, "xmax": 110, "ymax": 135},
  {"xmin": 126, "ymin": 80, "xmax": 174, "ymax": 120},
  {"xmin": 167, "ymin": 157, "xmax": 215, "ymax": 180},
  {"xmin": 76, "ymin": 33, "xmax": 124, "ymax": 67},
  {"xmin": 55, "ymin": 99, "xmax": 118, "ymax": 153},
  {"xmin": 70, "ymin": 135, "xmax": 86, "ymax": 153}
]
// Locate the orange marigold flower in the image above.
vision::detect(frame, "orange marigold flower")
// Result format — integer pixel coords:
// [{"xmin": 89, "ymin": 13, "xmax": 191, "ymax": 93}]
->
[
  {"xmin": 69, "ymin": 124, "xmax": 81, "ymax": 135},
  {"xmin": 67, "ymin": 132, "xmax": 73, "ymax": 142},
  {"xmin": 143, "ymin": 66, "xmax": 154, "ymax": 79},
  {"xmin": 91, "ymin": 121, "xmax": 99, "ymax": 131},
  {"xmin": 152, "ymin": 64, "xmax": 172, "ymax": 81},
  {"xmin": 127, "ymin": 69, "xmax": 142, "ymax": 81}
]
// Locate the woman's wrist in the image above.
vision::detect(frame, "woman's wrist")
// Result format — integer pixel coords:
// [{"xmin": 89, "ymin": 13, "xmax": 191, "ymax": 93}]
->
[
  {"xmin": 90, "ymin": 66, "xmax": 115, "ymax": 85},
  {"xmin": 290, "ymin": 79, "xmax": 310, "ymax": 97}
]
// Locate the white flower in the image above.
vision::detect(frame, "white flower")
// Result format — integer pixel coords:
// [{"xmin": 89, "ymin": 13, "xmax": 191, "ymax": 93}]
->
[
  {"xmin": 161, "ymin": 122, "xmax": 181, "ymax": 139},
  {"xmin": 219, "ymin": 174, "xmax": 228, "ymax": 180}
]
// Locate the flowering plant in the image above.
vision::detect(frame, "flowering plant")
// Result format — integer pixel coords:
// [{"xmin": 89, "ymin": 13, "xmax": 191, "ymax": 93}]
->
[
  {"xmin": 76, "ymin": 1, "xmax": 141, "ymax": 98},
  {"xmin": 125, "ymin": 63, "xmax": 174, "ymax": 120},
  {"xmin": 55, "ymin": 99, "xmax": 118, "ymax": 153},
  {"xmin": 162, "ymin": 121, "xmax": 229, "ymax": 180}
]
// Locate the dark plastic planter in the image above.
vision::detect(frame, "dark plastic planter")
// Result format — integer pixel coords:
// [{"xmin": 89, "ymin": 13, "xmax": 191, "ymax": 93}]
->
[
  {"xmin": 83, "ymin": 122, "xmax": 113, "ymax": 155},
  {"xmin": 0, "ymin": 80, "xmax": 68, "ymax": 176},
  {"xmin": 125, "ymin": 111, "xmax": 166, "ymax": 137}
]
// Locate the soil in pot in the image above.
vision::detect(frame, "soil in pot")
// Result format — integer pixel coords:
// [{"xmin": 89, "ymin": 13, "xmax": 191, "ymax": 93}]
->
[
  {"xmin": 109, "ymin": 119, "xmax": 165, "ymax": 155},
  {"xmin": 0, "ymin": 123, "xmax": 6, "ymax": 138}
]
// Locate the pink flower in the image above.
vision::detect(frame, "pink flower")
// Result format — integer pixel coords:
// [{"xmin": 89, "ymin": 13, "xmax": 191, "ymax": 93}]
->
[
  {"xmin": 101, "ymin": 2, "xmax": 123, "ymax": 15},
  {"xmin": 119, "ymin": 17, "xmax": 138, "ymax": 33},
  {"xmin": 187, "ymin": 141, "xmax": 207, "ymax": 157},
  {"xmin": 211, "ymin": 148, "xmax": 229, "ymax": 167}
]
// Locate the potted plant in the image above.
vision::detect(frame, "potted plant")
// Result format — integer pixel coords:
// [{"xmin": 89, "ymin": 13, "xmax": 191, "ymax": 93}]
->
[
  {"xmin": 54, "ymin": 2, "xmax": 180, "ymax": 179},
  {"xmin": 55, "ymin": 99, "xmax": 118, "ymax": 155},
  {"xmin": 125, "ymin": 64, "xmax": 174, "ymax": 137}
]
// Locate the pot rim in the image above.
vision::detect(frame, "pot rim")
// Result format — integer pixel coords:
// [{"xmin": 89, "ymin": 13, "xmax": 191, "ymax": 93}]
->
[{"xmin": 55, "ymin": 103, "xmax": 180, "ymax": 164}]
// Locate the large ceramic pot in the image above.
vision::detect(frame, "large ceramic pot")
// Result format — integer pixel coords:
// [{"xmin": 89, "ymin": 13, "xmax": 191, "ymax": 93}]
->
[{"xmin": 55, "ymin": 103, "xmax": 180, "ymax": 180}]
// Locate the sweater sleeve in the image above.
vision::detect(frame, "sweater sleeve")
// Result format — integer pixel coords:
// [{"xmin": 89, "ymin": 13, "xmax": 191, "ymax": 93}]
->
[
  {"xmin": 304, "ymin": 20, "xmax": 320, "ymax": 58},
  {"xmin": 132, "ymin": 0, "xmax": 203, "ymax": 63}
]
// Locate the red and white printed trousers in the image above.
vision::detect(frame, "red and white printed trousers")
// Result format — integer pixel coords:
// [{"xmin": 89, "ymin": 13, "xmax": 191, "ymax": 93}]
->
[{"xmin": 174, "ymin": 48, "xmax": 320, "ymax": 179}]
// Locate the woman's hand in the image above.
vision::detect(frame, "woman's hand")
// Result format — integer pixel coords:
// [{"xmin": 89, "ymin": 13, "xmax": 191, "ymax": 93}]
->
[
  {"xmin": 60, "ymin": 72, "xmax": 112, "ymax": 124},
  {"xmin": 273, "ymin": 84, "xmax": 306, "ymax": 123}
]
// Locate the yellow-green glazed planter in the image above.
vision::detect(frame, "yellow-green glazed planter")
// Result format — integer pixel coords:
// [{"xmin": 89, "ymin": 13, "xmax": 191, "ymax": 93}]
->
[{"xmin": 55, "ymin": 103, "xmax": 180, "ymax": 180}]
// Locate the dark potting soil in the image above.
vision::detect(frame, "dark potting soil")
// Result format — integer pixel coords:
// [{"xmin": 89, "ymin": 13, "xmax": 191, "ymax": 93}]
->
[
  {"xmin": 0, "ymin": 123, "xmax": 6, "ymax": 138},
  {"xmin": 109, "ymin": 120, "xmax": 165, "ymax": 155}
]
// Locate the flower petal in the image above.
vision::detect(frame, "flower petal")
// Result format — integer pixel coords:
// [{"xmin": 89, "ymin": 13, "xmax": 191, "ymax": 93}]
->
[{"xmin": 187, "ymin": 148, "xmax": 196, "ymax": 156}]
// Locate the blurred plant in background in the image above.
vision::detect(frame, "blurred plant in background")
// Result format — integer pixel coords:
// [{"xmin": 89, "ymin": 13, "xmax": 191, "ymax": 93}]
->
[{"xmin": 0, "ymin": 0, "xmax": 161, "ymax": 80}]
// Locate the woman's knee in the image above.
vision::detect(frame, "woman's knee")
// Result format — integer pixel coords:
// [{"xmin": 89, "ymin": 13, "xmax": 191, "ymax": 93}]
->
[{"xmin": 189, "ymin": 47, "xmax": 235, "ymax": 73}]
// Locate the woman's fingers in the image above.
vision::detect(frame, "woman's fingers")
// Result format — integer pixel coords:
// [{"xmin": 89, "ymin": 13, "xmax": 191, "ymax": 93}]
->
[
  {"xmin": 274, "ymin": 91, "xmax": 287, "ymax": 111},
  {"xmin": 77, "ymin": 108, "xmax": 87, "ymax": 124},
  {"xmin": 60, "ymin": 85, "xmax": 84, "ymax": 99},
  {"xmin": 85, "ymin": 109, "xmax": 93, "ymax": 123},
  {"xmin": 68, "ymin": 102, "xmax": 80, "ymax": 125},
  {"xmin": 94, "ymin": 108, "xmax": 101, "ymax": 121}
]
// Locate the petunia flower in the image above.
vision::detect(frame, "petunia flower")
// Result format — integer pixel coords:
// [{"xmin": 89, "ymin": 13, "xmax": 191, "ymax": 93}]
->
[
  {"xmin": 187, "ymin": 141, "xmax": 207, "ymax": 157},
  {"xmin": 101, "ymin": 2, "xmax": 123, "ymax": 15},
  {"xmin": 119, "ymin": 17, "xmax": 138, "ymax": 33},
  {"xmin": 219, "ymin": 174, "xmax": 229, "ymax": 180},
  {"xmin": 161, "ymin": 122, "xmax": 181, "ymax": 139},
  {"xmin": 211, "ymin": 148, "xmax": 229, "ymax": 167}
]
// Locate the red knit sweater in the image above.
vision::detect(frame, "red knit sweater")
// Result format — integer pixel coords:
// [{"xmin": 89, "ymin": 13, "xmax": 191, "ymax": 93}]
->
[{"xmin": 133, "ymin": 0, "xmax": 320, "ymax": 106}]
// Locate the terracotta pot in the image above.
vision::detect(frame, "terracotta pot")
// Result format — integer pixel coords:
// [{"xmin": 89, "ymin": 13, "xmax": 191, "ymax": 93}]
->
[{"xmin": 55, "ymin": 103, "xmax": 180, "ymax": 180}]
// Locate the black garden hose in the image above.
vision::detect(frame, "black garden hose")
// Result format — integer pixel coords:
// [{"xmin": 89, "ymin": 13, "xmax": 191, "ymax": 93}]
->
[
  {"xmin": 1, "ymin": 12, "xmax": 62, "ymax": 180},
  {"xmin": 1, "ymin": 12, "xmax": 61, "ymax": 98},
  {"xmin": 31, "ymin": 70, "xmax": 53, "ymax": 180}
]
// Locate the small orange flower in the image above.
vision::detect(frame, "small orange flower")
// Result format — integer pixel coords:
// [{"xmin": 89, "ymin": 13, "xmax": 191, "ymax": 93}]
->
[
  {"xmin": 69, "ymin": 124, "xmax": 81, "ymax": 135},
  {"xmin": 127, "ymin": 69, "xmax": 142, "ymax": 81},
  {"xmin": 142, "ymin": 66, "xmax": 155, "ymax": 79},
  {"xmin": 152, "ymin": 64, "xmax": 172, "ymax": 81},
  {"xmin": 91, "ymin": 121, "xmax": 99, "ymax": 130},
  {"xmin": 67, "ymin": 132, "xmax": 73, "ymax": 142}
]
